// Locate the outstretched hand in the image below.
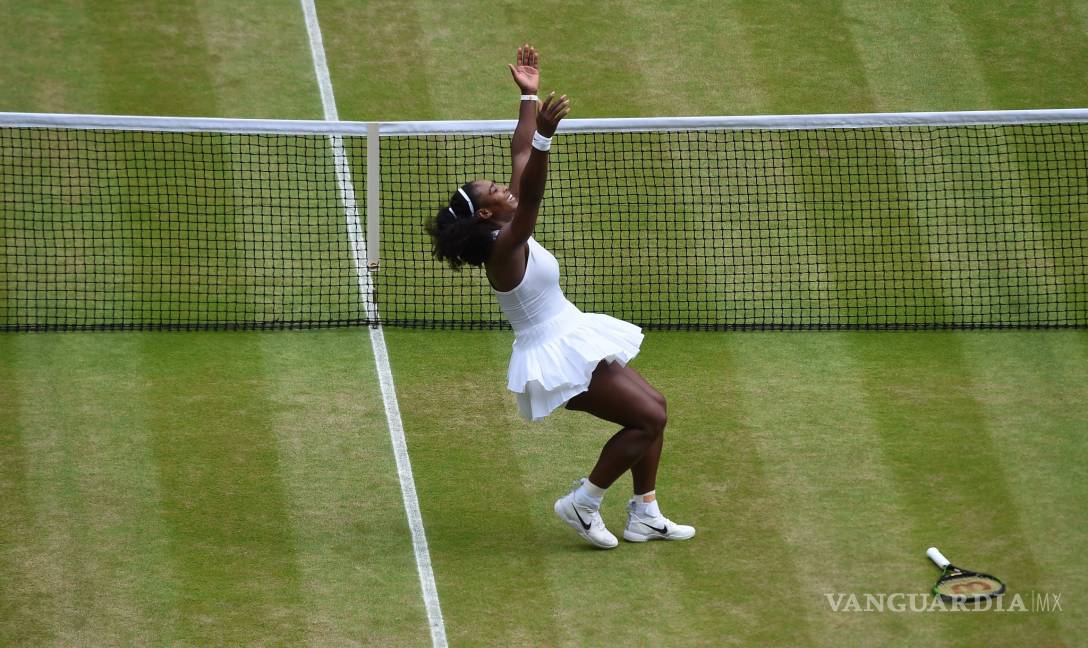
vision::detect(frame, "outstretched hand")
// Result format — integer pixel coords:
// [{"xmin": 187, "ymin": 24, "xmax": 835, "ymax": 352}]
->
[
  {"xmin": 508, "ymin": 44, "xmax": 540, "ymax": 94},
  {"xmin": 536, "ymin": 92, "xmax": 571, "ymax": 137}
]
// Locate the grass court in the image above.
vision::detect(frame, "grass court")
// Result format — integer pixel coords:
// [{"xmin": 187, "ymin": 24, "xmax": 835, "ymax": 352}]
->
[{"xmin": 2, "ymin": 1, "xmax": 1087, "ymax": 645}]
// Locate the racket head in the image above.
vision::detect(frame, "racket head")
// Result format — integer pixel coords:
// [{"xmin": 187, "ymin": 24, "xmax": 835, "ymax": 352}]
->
[{"xmin": 933, "ymin": 565, "xmax": 1006, "ymax": 603}]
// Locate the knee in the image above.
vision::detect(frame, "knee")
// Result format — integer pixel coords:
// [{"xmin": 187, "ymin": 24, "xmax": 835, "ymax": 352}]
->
[{"xmin": 644, "ymin": 400, "xmax": 667, "ymax": 437}]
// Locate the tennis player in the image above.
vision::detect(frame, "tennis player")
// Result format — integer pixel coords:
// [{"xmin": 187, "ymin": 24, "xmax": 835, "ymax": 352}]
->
[{"xmin": 425, "ymin": 45, "xmax": 694, "ymax": 549}]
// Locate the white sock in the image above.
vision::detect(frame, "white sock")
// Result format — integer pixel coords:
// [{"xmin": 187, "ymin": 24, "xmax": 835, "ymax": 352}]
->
[
  {"xmin": 574, "ymin": 478, "xmax": 606, "ymax": 510},
  {"xmin": 633, "ymin": 490, "xmax": 661, "ymax": 518}
]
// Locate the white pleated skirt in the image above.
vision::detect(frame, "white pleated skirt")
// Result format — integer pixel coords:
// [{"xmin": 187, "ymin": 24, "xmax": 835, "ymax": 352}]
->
[{"xmin": 506, "ymin": 303, "xmax": 644, "ymax": 421}]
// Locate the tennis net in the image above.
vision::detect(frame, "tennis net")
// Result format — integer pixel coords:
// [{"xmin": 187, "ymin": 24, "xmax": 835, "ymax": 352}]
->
[{"xmin": 2, "ymin": 109, "xmax": 1086, "ymax": 331}]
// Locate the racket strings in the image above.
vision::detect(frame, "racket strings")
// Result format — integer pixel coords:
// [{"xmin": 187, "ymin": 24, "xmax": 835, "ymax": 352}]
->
[{"xmin": 936, "ymin": 573, "xmax": 1005, "ymax": 600}]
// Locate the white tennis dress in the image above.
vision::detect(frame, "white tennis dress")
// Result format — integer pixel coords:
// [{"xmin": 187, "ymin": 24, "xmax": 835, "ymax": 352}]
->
[{"xmin": 493, "ymin": 237, "xmax": 644, "ymax": 421}]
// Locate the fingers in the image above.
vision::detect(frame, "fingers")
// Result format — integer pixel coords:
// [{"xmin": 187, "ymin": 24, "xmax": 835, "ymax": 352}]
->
[
  {"xmin": 547, "ymin": 94, "xmax": 569, "ymax": 117},
  {"xmin": 538, "ymin": 92, "xmax": 570, "ymax": 124},
  {"xmin": 556, "ymin": 95, "xmax": 571, "ymax": 119},
  {"xmin": 540, "ymin": 90, "xmax": 556, "ymax": 110},
  {"xmin": 547, "ymin": 95, "xmax": 562, "ymax": 116},
  {"xmin": 536, "ymin": 91, "xmax": 568, "ymax": 136},
  {"xmin": 515, "ymin": 44, "xmax": 540, "ymax": 69},
  {"xmin": 556, "ymin": 97, "xmax": 570, "ymax": 120}
]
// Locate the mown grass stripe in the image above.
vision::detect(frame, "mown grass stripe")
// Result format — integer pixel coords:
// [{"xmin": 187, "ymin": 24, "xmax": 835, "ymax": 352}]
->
[
  {"xmin": 959, "ymin": 332, "xmax": 1088, "ymax": 637},
  {"xmin": 510, "ymin": 380, "xmax": 695, "ymax": 643},
  {"xmin": 1077, "ymin": 3, "xmax": 1088, "ymax": 35},
  {"xmin": 609, "ymin": 0, "xmax": 770, "ymax": 115},
  {"xmin": 848, "ymin": 332, "xmax": 1066, "ymax": 643},
  {"xmin": 947, "ymin": 0, "xmax": 1088, "ymax": 109},
  {"xmin": 316, "ymin": 0, "xmax": 440, "ymax": 122},
  {"xmin": 0, "ymin": 1, "xmax": 319, "ymax": 120},
  {"xmin": 89, "ymin": 2, "xmax": 220, "ymax": 117},
  {"xmin": 301, "ymin": 4, "xmax": 447, "ymax": 643},
  {"xmin": 140, "ymin": 333, "xmax": 306, "ymax": 645},
  {"xmin": 732, "ymin": 0, "xmax": 877, "ymax": 115},
  {"xmin": 259, "ymin": 330, "xmax": 431, "ymax": 645},
  {"xmin": 382, "ymin": 329, "xmax": 567, "ymax": 646},
  {"xmin": 325, "ymin": 0, "xmax": 769, "ymax": 121},
  {"xmin": 414, "ymin": 0, "xmax": 652, "ymax": 120},
  {"xmin": 193, "ymin": 0, "xmax": 321, "ymax": 120},
  {"xmin": 841, "ymin": 1, "xmax": 992, "ymax": 111},
  {"xmin": 642, "ymin": 333, "xmax": 819, "ymax": 645},
  {"xmin": 0, "ymin": 3, "xmax": 101, "ymax": 113},
  {"xmin": 0, "ymin": 335, "xmax": 51, "ymax": 646},
  {"xmin": 726, "ymin": 332, "xmax": 918, "ymax": 644},
  {"xmin": 0, "ymin": 334, "xmax": 181, "ymax": 645}
]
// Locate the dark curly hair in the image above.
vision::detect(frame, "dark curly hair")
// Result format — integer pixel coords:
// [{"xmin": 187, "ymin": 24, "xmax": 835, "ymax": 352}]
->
[{"xmin": 424, "ymin": 182, "xmax": 498, "ymax": 269}]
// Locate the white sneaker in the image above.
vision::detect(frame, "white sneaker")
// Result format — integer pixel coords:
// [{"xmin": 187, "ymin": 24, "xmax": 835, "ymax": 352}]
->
[
  {"xmin": 623, "ymin": 500, "xmax": 696, "ymax": 542},
  {"xmin": 554, "ymin": 480, "xmax": 618, "ymax": 549}
]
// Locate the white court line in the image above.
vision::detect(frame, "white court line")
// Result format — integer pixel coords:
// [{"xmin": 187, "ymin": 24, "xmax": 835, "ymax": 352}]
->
[{"xmin": 299, "ymin": 2, "xmax": 448, "ymax": 646}]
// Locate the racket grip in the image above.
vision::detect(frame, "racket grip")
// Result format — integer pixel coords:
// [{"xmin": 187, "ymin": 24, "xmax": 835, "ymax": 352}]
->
[{"xmin": 927, "ymin": 547, "xmax": 950, "ymax": 568}]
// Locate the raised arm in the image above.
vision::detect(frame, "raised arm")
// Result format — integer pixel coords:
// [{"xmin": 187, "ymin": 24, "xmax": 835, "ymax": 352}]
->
[
  {"xmin": 508, "ymin": 44, "xmax": 540, "ymax": 192},
  {"xmin": 506, "ymin": 92, "xmax": 571, "ymax": 245}
]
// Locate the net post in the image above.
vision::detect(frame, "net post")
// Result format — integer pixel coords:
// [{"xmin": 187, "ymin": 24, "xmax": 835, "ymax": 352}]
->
[{"xmin": 366, "ymin": 122, "xmax": 380, "ymax": 270}]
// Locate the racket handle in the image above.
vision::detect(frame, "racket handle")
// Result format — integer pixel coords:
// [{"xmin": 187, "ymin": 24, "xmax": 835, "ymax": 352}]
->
[{"xmin": 927, "ymin": 547, "xmax": 950, "ymax": 568}]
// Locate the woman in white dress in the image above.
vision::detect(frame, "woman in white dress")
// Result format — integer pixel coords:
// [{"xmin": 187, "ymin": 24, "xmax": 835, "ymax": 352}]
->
[{"xmin": 425, "ymin": 45, "xmax": 694, "ymax": 549}]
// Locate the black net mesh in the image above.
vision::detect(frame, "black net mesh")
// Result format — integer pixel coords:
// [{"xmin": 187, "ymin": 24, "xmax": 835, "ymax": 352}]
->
[
  {"xmin": 381, "ymin": 125, "xmax": 1086, "ymax": 329},
  {"xmin": 2, "ymin": 122, "xmax": 1086, "ymax": 331},
  {"xmin": 2, "ymin": 128, "xmax": 366, "ymax": 330}
]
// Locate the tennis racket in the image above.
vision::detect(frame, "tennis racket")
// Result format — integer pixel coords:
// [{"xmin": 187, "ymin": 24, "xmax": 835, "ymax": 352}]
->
[{"xmin": 926, "ymin": 547, "xmax": 1005, "ymax": 603}]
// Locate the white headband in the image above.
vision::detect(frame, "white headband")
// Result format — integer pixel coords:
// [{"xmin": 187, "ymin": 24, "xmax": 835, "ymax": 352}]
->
[{"xmin": 456, "ymin": 187, "xmax": 475, "ymax": 216}]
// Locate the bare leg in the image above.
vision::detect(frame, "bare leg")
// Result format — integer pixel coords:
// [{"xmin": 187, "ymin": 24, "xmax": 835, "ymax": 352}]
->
[
  {"xmin": 565, "ymin": 361, "xmax": 667, "ymax": 488},
  {"xmin": 631, "ymin": 432, "xmax": 663, "ymax": 494},
  {"xmin": 618, "ymin": 366, "xmax": 667, "ymax": 494}
]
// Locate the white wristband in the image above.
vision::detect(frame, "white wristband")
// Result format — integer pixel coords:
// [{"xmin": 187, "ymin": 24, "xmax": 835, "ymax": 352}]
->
[
  {"xmin": 520, "ymin": 94, "xmax": 539, "ymax": 102},
  {"xmin": 531, "ymin": 131, "xmax": 552, "ymax": 152}
]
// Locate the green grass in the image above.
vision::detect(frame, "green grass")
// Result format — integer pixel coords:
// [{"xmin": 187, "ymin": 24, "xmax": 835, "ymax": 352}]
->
[
  {"xmin": 2, "ymin": 1, "xmax": 1088, "ymax": 646},
  {"xmin": 318, "ymin": 0, "xmax": 1088, "ymax": 120},
  {"xmin": 0, "ymin": 331, "xmax": 430, "ymax": 646},
  {"xmin": 386, "ymin": 329, "xmax": 1087, "ymax": 645},
  {"xmin": 0, "ymin": 1, "xmax": 319, "ymax": 118}
]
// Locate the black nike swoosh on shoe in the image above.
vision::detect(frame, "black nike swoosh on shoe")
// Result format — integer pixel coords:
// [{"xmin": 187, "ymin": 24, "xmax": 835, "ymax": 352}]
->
[
  {"xmin": 572, "ymin": 505, "xmax": 592, "ymax": 531},
  {"xmin": 643, "ymin": 521, "xmax": 668, "ymax": 535}
]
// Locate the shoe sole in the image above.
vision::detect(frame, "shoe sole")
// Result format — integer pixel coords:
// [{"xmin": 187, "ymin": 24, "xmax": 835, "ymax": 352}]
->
[{"xmin": 554, "ymin": 498, "xmax": 618, "ymax": 549}]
